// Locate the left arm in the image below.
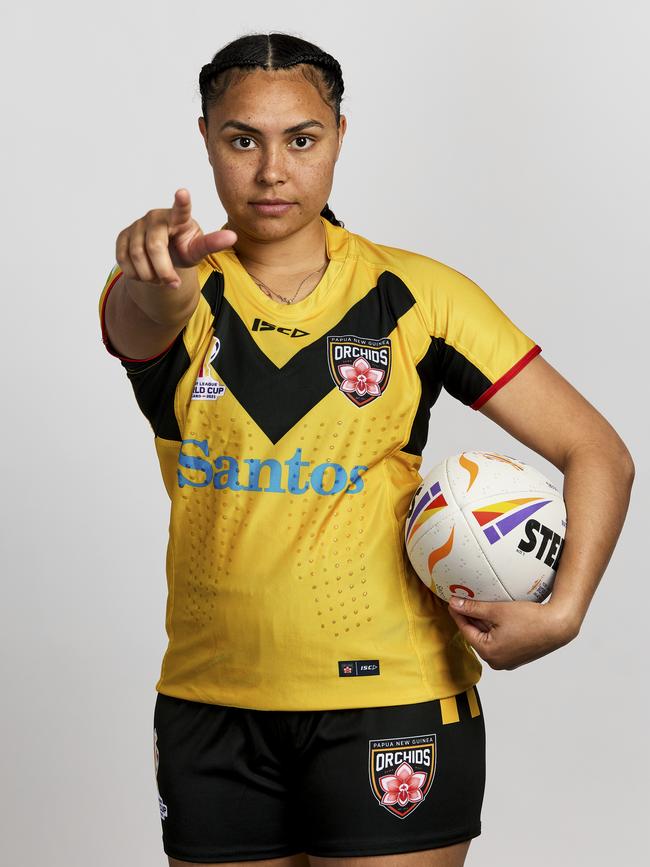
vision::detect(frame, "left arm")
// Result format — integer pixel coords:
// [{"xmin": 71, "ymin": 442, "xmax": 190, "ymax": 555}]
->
[{"xmin": 447, "ymin": 354, "xmax": 635, "ymax": 670}]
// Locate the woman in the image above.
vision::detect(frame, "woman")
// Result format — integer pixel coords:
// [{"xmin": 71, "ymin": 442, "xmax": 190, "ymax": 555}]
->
[{"xmin": 98, "ymin": 32, "xmax": 634, "ymax": 867}]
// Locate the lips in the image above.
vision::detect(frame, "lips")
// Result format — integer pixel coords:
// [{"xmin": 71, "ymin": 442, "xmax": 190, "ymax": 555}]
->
[
  {"xmin": 250, "ymin": 201, "xmax": 295, "ymax": 216},
  {"xmin": 251, "ymin": 199, "xmax": 293, "ymax": 205}
]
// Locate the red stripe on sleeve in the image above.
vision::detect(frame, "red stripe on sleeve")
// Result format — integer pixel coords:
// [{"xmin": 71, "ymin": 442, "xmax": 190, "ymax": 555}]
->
[
  {"xmin": 471, "ymin": 344, "xmax": 542, "ymax": 410},
  {"xmin": 100, "ymin": 269, "xmax": 178, "ymax": 363}
]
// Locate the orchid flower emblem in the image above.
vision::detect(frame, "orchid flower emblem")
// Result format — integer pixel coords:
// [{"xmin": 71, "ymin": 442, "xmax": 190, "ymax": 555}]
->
[
  {"xmin": 337, "ymin": 356, "xmax": 385, "ymax": 397},
  {"xmin": 378, "ymin": 761, "xmax": 427, "ymax": 807}
]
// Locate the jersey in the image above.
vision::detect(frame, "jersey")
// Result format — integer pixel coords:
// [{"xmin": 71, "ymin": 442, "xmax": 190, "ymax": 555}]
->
[{"xmin": 98, "ymin": 215, "xmax": 541, "ymax": 711}]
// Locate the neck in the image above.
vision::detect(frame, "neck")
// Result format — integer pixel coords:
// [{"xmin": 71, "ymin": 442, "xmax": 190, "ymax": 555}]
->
[{"xmin": 227, "ymin": 215, "xmax": 328, "ymax": 276}]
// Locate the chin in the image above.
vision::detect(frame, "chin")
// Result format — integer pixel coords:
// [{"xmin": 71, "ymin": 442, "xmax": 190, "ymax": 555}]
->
[{"xmin": 238, "ymin": 209, "xmax": 308, "ymax": 237}]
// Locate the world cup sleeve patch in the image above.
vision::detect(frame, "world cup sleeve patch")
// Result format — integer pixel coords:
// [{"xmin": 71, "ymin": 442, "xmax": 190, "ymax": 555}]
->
[
  {"xmin": 368, "ymin": 734, "xmax": 437, "ymax": 818},
  {"xmin": 192, "ymin": 336, "xmax": 227, "ymax": 401},
  {"xmin": 327, "ymin": 335, "xmax": 391, "ymax": 407}
]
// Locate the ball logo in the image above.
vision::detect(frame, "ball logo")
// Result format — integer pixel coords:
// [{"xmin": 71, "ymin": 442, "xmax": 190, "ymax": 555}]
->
[
  {"xmin": 472, "ymin": 497, "xmax": 551, "ymax": 545},
  {"xmin": 517, "ymin": 519, "xmax": 565, "ymax": 569},
  {"xmin": 405, "ymin": 480, "xmax": 448, "ymax": 544},
  {"xmin": 369, "ymin": 734, "xmax": 436, "ymax": 818},
  {"xmin": 327, "ymin": 335, "xmax": 391, "ymax": 407}
]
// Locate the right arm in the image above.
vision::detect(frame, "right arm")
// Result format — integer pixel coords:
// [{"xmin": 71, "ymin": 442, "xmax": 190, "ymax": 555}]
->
[{"xmin": 103, "ymin": 188, "xmax": 237, "ymax": 360}]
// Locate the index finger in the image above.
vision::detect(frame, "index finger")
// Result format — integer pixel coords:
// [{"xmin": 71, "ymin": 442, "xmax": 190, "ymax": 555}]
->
[{"xmin": 170, "ymin": 188, "xmax": 192, "ymax": 227}]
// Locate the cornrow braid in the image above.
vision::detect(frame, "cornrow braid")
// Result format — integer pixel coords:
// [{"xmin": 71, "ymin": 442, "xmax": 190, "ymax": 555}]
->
[
  {"xmin": 199, "ymin": 33, "xmax": 346, "ymax": 227},
  {"xmin": 320, "ymin": 202, "xmax": 344, "ymax": 228}
]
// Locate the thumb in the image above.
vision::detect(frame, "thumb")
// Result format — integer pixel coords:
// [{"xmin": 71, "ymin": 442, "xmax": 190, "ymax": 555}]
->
[
  {"xmin": 185, "ymin": 228, "xmax": 238, "ymax": 263},
  {"xmin": 448, "ymin": 595, "xmax": 496, "ymax": 619},
  {"xmin": 448, "ymin": 596, "xmax": 498, "ymax": 634}
]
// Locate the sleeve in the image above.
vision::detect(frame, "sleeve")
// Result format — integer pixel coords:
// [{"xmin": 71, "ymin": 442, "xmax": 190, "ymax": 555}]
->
[
  {"xmin": 425, "ymin": 259, "xmax": 541, "ymax": 410},
  {"xmin": 97, "ymin": 260, "xmax": 224, "ymax": 438}
]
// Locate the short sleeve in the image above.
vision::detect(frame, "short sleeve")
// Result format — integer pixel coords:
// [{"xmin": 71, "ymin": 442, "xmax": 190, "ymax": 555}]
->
[
  {"xmin": 425, "ymin": 259, "xmax": 541, "ymax": 410},
  {"xmin": 400, "ymin": 256, "xmax": 542, "ymax": 457},
  {"xmin": 97, "ymin": 260, "xmax": 225, "ymax": 438}
]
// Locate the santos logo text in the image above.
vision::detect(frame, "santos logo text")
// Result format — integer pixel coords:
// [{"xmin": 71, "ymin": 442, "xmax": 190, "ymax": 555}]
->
[{"xmin": 177, "ymin": 441, "xmax": 368, "ymax": 496}]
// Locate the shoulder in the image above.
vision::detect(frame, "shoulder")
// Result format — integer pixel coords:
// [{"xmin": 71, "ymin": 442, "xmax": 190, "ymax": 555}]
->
[{"xmin": 349, "ymin": 228, "xmax": 487, "ymax": 309}]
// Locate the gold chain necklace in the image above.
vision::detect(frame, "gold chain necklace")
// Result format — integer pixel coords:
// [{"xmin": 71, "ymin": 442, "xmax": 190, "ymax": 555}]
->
[{"xmin": 247, "ymin": 260, "xmax": 329, "ymax": 305}]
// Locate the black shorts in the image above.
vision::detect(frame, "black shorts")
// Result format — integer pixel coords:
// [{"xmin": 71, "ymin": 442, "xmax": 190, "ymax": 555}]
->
[{"xmin": 153, "ymin": 687, "xmax": 486, "ymax": 862}]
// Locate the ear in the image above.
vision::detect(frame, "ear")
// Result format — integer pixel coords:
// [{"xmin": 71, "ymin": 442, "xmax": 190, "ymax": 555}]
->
[
  {"xmin": 198, "ymin": 116, "xmax": 212, "ymax": 164},
  {"xmin": 335, "ymin": 115, "xmax": 347, "ymax": 161}
]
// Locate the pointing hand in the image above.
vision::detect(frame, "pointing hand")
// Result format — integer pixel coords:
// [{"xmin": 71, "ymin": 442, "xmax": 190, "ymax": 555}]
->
[{"xmin": 116, "ymin": 188, "xmax": 237, "ymax": 288}]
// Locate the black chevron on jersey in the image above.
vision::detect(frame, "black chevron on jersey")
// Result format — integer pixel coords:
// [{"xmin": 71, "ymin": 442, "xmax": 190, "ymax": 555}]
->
[
  {"xmin": 213, "ymin": 271, "xmax": 416, "ymax": 444},
  {"xmin": 200, "ymin": 269, "xmax": 224, "ymax": 317}
]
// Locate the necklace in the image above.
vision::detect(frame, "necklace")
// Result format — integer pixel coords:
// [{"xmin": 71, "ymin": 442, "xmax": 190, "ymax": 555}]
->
[{"xmin": 247, "ymin": 260, "xmax": 329, "ymax": 305}]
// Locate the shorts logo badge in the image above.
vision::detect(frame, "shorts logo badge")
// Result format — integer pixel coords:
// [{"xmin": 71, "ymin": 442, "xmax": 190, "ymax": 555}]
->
[
  {"xmin": 368, "ymin": 733, "xmax": 436, "ymax": 818},
  {"xmin": 327, "ymin": 335, "xmax": 391, "ymax": 407},
  {"xmin": 192, "ymin": 336, "xmax": 226, "ymax": 401}
]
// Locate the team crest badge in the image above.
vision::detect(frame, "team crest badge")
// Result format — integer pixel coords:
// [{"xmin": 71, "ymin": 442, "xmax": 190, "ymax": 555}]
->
[
  {"xmin": 192, "ymin": 336, "xmax": 226, "ymax": 401},
  {"xmin": 327, "ymin": 335, "xmax": 391, "ymax": 407},
  {"xmin": 368, "ymin": 733, "xmax": 436, "ymax": 818}
]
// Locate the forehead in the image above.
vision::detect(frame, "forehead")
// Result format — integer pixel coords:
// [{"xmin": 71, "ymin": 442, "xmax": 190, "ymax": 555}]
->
[{"xmin": 208, "ymin": 67, "xmax": 332, "ymax": 127}]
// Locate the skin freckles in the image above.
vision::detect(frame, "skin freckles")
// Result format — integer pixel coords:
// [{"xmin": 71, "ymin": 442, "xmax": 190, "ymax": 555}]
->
[{"xmin": 197, "ymin": 67, "xmax": 347, "ymax": 279}]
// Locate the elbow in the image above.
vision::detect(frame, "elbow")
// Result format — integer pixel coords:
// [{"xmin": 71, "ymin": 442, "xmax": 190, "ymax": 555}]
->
[
  {"xmin": 619, "ymin": 446, "xmax": 635, "ymax": 487},
  {"xmin": 604, "ymin": 434, "xmax": 635, "ymax": 488},
  {"xmin": 565, "ymin": 429, "xmax": 635, "ymax": 488}
]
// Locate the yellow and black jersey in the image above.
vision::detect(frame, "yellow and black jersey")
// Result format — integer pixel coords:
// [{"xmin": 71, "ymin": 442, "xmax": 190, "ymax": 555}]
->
[{"xmin": 98, "ymin": 215, "xmax": 541, "ymax": 711}]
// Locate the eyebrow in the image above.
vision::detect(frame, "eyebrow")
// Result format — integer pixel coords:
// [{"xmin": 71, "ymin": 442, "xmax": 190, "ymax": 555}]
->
[{"xmin": 218, "ymin": 119, "xmax": 326, "ymax": 135}]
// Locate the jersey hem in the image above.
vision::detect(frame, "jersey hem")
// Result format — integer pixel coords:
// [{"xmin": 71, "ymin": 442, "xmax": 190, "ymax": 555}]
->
[
  {"xmin": 100, "ymin": 268, "xmax": 178, "ymax": 363},
  {"xmin": 153, "ymin": 678, "xmax": 483, "ymax": 712},
  {"xmin": 470, "ymin": 343, "xmax": 542, "ymax": 410}
]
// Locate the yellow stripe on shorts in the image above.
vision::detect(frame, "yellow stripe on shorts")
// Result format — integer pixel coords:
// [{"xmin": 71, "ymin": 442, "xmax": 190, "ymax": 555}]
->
[
  {"xmin": 439, "ymin": 695, "xmax": 459, "ymax": 724},
  {"xmin": 466, "ymin": 686, "xmax": 481, "ymax": 718}
]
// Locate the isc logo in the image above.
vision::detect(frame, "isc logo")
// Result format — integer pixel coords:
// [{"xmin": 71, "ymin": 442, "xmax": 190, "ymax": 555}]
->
[{"xmin": 251, "ymin": 318, "xmax": 309, "ymax": 338}]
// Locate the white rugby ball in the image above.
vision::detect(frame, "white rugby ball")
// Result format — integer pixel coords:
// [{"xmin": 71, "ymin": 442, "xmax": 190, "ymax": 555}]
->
[{"xmin": 405, "ymin": 451, "xmax": 566, "ymax": 603}]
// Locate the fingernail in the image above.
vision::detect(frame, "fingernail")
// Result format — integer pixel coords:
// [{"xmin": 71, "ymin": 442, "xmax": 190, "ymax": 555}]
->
[{"xmin": 450, "ymin": 596, "xmax": 465, "ymax": 608}]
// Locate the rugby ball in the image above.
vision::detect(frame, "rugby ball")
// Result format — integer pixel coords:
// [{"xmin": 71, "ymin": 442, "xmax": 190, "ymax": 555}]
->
[{"xmin": 405, "ymin": 451, "xmax": 566, "ymax": 603}]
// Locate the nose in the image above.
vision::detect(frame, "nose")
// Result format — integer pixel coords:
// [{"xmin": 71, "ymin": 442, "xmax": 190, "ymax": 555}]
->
[{"xmin": 256, "ymin": 143, "xmax": 289, "ymax": 186}]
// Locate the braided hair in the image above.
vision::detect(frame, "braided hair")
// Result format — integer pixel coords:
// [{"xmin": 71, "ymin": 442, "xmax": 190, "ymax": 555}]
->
[{"xmin": 199, "ymin": 33, "xmax": 345, "ymax": 228}]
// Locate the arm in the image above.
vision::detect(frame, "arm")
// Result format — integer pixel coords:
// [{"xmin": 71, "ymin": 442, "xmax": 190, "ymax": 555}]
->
[{"xmin": 447, "ymin": 353, "xmax": 635, "ymax": 669}]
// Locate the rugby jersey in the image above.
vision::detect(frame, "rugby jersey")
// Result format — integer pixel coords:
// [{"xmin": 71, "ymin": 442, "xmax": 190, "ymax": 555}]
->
[{"xmin": 98, "ymin": 215, "xmax": 541, "ymax": 710}]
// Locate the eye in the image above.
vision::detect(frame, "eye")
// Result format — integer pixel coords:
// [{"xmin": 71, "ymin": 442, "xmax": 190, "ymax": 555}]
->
[
  {"xmin": 231, "ymin": 136, "xmax": 258, "ymax": 150},
  {"xmin": 290, "ymin": 136, "xmax": 315, "ymax": 150}
]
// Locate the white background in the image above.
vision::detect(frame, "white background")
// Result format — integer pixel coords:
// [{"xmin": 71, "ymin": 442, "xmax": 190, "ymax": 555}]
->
[{"xmin": 2, "ymin": 1, "xmax": 647, "ymax": 864}]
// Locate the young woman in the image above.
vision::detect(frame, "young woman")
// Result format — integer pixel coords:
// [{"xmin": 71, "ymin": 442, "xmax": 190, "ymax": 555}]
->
[{"xmin": 99, "ymin": 32, "xmax": 634, "ymax": 867}]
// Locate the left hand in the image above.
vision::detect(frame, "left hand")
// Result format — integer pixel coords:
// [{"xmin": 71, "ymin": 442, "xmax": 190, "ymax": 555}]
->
[{"xmin": 447, "ymin": 596, "xmax": 579, "ymax": 670}]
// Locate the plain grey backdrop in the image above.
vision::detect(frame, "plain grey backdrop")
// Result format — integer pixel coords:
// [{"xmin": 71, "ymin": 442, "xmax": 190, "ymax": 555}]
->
[{"xmin": 2, "ymin": 1, "xmax": 647, "ymax": 864}]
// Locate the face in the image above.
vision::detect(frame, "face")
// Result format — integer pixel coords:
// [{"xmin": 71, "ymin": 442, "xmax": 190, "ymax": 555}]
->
[{"xmin": 198, "ymin": 67, "xmax": 346, "ymax": 241}]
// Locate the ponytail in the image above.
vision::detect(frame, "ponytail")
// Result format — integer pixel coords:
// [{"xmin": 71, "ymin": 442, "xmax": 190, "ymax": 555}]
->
[{"xmin": 320, "ymin": 202, "xmax": 344, "ymax": 227}]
